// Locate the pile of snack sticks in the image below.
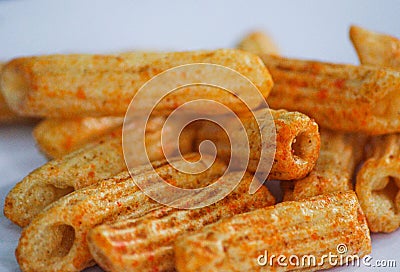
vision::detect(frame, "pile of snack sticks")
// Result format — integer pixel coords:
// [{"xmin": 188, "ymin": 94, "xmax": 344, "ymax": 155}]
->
[{"xmin": 1, "ymin": 25, "xmax": 399, "ymax": 271}]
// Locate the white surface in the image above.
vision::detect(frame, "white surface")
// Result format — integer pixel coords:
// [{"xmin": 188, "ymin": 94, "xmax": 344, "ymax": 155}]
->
[{"xmin": 0, "ymin": 0, "xmax": 399, "ymax": 271}]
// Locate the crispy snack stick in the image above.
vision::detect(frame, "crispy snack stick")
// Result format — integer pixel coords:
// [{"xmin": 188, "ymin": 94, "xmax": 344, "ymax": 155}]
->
[
  {"xmin": 4, "ymin": 109, "xmax": 315, "ymax": 227},
  {"xmin": 351, "ymin": 26, "xmax": 400, "ymax": 233},
  {"xmin": 16, "ymin": 154, "xmax": 226, "ymax": 272},
  {"xmin": 282, "ymin": 129, "xmax": 367, "ymax": 201},
  {"xmin": 1, "ymin": 49, "xmax": 273, "ymax": 117},
  {"xmin": 87, "ymin": 172, "xmax": 275, "ymax": 272},
  {"xmin": 4, "ymin": 116, "xmax": 194, "ymax": 227},
  {"xmin": 4, "ymin": 130, "xmax": 123, "ymax": 227},
  {"xmin": 261, "ymin": 54, "xmax": 400, "ymax": 135},
  {"xmin": 356, "ymin": 135, "xmax": 400, "ymax": 233},
  {"xmin": 196, "ymin": 109, "xmax": 320, "ymax": 180},
  {"xmin": 0, "ymin": 63, "xmax": 26, "ymax": 123},
  {"xmin": 175, "ymin": 191, "xmax": 371, "ymax": 272},
  {"xmin": 350, "ymin": 25, "xmax": 400, "ymax": 67},
  {"xmin": 0, "ymin": 92, "xmax": 19, "ymax": 123},
  {"xmin": 33, "ymin": 116, "xmax": 124, "ymax": 158},
  {"xmin": 237, "ymin": 31, "xmax": 280, "ymax": 55}
]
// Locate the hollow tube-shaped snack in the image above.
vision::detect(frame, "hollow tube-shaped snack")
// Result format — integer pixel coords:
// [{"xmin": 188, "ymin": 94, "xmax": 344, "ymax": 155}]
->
[
  {"xmin": 261, "ymin": 54, "xmax": 400, "ymax": 135},
  {"xmin": 237, "ymin": 31, "xmax": 280, "ymax": 55},
  {"xmin": 175, "ymin": 191, "xmax": 371, "ymax": 272},
  {"xmin": 351, "ymin": 26, "xmax": 400, "ymax": 233},
  {"xmin": 4, "ymin": 116, "xmax": 194, "ymax": 227},
  {"xmin": 87, "ymin": 172, "xmax": 275, "ymax": 272},
  {"xmin": 282, "ymin": 129, "xmax": 367, "ymax": 201},
  {"xmin": 16, "ymin": 154, "xmax": 226, "ymax": 272},
  {"xmin": 356, "ymin": 134, "xmax": 400, "ymax": 233},
  {"xmin": 33, "ymin": 116, "xmax": 123, "ymax": 158},
  {"xmin": 1, "ymin": 49, "xmax": 273, "ymax": 117},
  {"xmin": 4, "ymin": 109, "xmax": 315, "ymax": 227},
  {"xmin": 350, "ymin": 25, "xmax": 400, "ymax": 68},
  {"xmin": 196, "ymin": 109, "xmax": 320, "ymax": 180},
  {"xmin": 4, "ymin": 130, "xmax": 123, "ymax": 227}
]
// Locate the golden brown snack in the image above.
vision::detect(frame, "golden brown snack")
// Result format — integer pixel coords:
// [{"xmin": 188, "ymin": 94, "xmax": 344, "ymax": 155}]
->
[
  {"xmin": 350, "ymin": 26, "xmax": 400, "ymax": 233},
  {"xmin": 4, "ymin": 116, "xmax": 194, "ymax": 227},
  {"xmin": 175, "ymin": 191, "xmax": 371, "ymax": 272},
  {"xmin": 282, "ymin": 129, "xmax": 367, "ymax": 201},
  {"xmin": 350, "ymin": 25, "xmax": 400, "ymax": 67},
  {"xmin": 16, "ymin": 154, "xmax": 226, "ymax": 272},
  {"xmin": 5, "ymin": 129, "xmax": 194, "ymax": 227},
  {"xmin": 196, "ymin": 109, "xmax": 320, "ymax": 180},
  {"xmin": 87, "ymin": 172, "xmax": 275, "ymax": 272},
  {"xmin": 356, "ymin": 135, "xmax": 400, "ymax": 233},
  {"xmin": 0, "ymin": 92, "xmax": 19, "ymax": 123},
  {"xmin": 261, "ymin": 54, "xmax": 400, "ymax": 135},
  {"xmin": 33, "ymin": 116, "xmax": 123, "ymax": 158},
  {"xmin": 4, "ymin": 130, "xmax": 123, "ymax": 227},
  {"xmin": 237, "ymin": 31, "xmax": 280, "ymax": 55},
  {"xmin": 1, "ymin": 49, "xmax": 273, "ymax": 117},
  {"xmin": 0, "ymin": 62, "xmax": 25, "ymax": 123},
  {"xmin": 5, "ymin": 108, "xmax": 316, "ymax": 227}
]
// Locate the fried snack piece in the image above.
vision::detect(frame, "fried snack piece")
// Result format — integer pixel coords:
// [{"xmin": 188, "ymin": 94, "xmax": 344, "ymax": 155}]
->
[
  {"xmin": 1, "ymin": 49, "xmax": 273, "ymax": 117},
  {"xmin": 87, "ymin": 172, "xmax": 275, "ymax": 272},
  {"xmin": 196, "ymin": 109, "xmax": 320, "ymax": 180},
  {"xmin": 4, "ymin": 109, "xmax": 316, "ymax": 228},
  {"xmin": 16, "ymin": 154, "xmax": 226, "ymax": 272},
  {"xmin": 350, "ymin": 26, "xmax": 400, "ymax": 233},
  {"xmin": 175, "ymin": 191, "xmax": 371, "ymax": 272},
  {"xmin": 356, "ymin": 135, "xmax": 400, "ymax": 233},
  {"xmin": 33, "ymin": 116, "xmax": 123, "ymax": 158},
  {"xmin": 0, "ymin": 92, "xmax": 19, "ymax": 123},
  {"xmin": 261, "ymin": 54, "xmax": 400, "ymax": 135},
  {"xmin": 4, "ymin": 130, "xmax": 123, "ymax": 227},
  {"xmin": 4, "ymin": 116, "xmax": 194, "ymax": 227},
  {"xmin": 350, "ymin": 25, "xmax": 400, "ymax": 67},
  {"xmin": 237, "ymin": 31, "xmax": 280, "ymax": 55},
  {"xmin": 282, "ymin": 129, "xmax": 367, "ymax": 201},
  {"xmin": 0, "ymin": 63, "xmax": 26, "ymax": 123}
]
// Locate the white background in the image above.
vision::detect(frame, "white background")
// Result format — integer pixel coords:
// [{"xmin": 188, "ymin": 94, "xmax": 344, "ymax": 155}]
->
[{"xmin": 0, "ymin": 0, "xmax": 399, "ymax": 271}]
